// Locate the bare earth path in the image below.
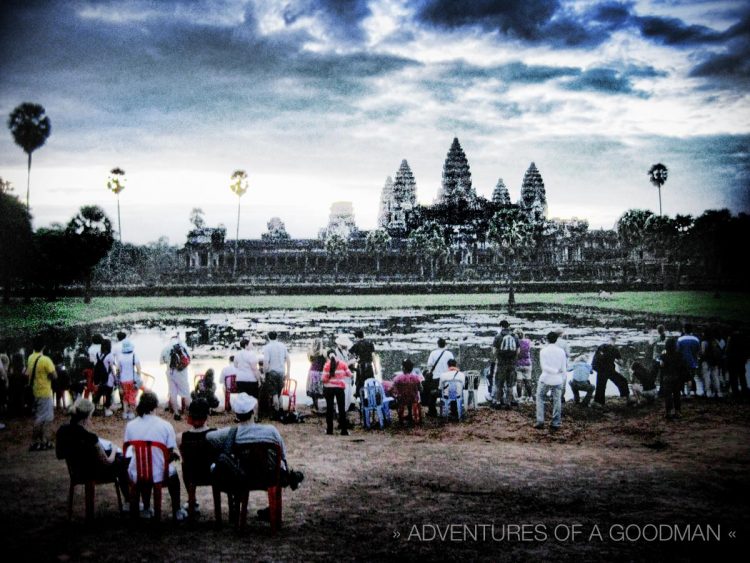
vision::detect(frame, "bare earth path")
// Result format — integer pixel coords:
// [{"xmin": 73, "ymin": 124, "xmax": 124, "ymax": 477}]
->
[{"xmin": 2, "ymin": 398, "xmax": 748, "ymax": 562}]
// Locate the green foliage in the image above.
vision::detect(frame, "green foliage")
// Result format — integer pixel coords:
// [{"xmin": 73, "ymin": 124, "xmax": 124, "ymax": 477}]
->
[
  {"xmin": 106, "ymin": 167, "xmax": 126, "ymax": 195},
  {"xmin": 616, "ymin": 209, "xmax": 654, "ymax": 250},
  {"xmin": 365, "ymin": 228, "xmax": 391, "ymax": 254},
  {"xmin": 487, "ymin": 206, "xmax": 535, "ymax": 257},
  {"xmin": 648, "ymin": 163, "xmax": 668, "ymax": 188},
  {"xmin": 0, "ymin": 191, "xmax": 33, "ymax": 300},
  {"xmin": 229, "ymin": 170, "xmax": 248, "ymax": 198}
]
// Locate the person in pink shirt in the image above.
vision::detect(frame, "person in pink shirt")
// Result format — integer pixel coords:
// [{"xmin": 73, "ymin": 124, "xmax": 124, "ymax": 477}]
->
[
  {"xmin": 515, "ymin": 330, "xmax": 534, "ymax": 402},
  {"xmin": 322, "ymin": 352, "xmax": 352, "ymax": 436},
  {"xmin": 391, "ymin": 359, "xmax": 424, "ymax": 424}
]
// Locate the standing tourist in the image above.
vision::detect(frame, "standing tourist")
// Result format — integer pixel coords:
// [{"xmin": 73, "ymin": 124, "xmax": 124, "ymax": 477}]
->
[
  {"xmin": 261, "ymin": 332, "xmax": 290, "ymax": 419},
  {"xmin": 28, "ymin": 335, "xmax": 57, "ymax": 451},
  {"xmin": 677, "ymin": 324, "xmax": 701, "ymax": 397},
  {"xmin": 350, "ymin": 330, "xmax": 377, "ymax": 398},
  {"xmin": 333, "ymin": 335, "xmax": 356, "ymax": 411},
  {"xmin": 659, "ymin": 338, "xmax": 689, "ymax": 419},
  {"xmin": 92, "ymin": 339, "xmax": 115, "ymax": 417},
  {"xmin": 322, "ymin": 351, "xmax": 352, "ymax": 436},
  {"xmin": 592, "ymin": 335, "xmax": 629, "ymax": 407},
  {"xmin": 726, "ymin": 330, "xmax": 749, "ymax": 399},
  {"xmin": 234, "ymin": 338, "xmax": 263, "ymax": 401},
  {"xmin": 160, "ymin": 334, "xmax": 192, "ymax": 421},
  {"xmin": 515, "ymin": 330, "xmax": 534, "ymax": 402},
  {"xmin": 492, "ymin": 320, "xmax": 519, "ymax": 409},
  {"xmin": 700, "ymin": 327, "xmax": 723, "ymax": 398},
  {"xmin": 306, "ymin": 338, "xmax": 327, "ymax": 413},
  {"xmin": 115, "ymin": 339, "xmax": 142, "ymax": 420},
  {"xmin": 534, "ymin": 332, "xmax": 567, "ymax": 431}
]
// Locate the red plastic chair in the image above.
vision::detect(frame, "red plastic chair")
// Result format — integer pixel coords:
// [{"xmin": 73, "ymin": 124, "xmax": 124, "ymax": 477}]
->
[
  {"xmin": 392, "ymin": 377, "xmax": 423, "ymax": 425},
  {"xmin": 281, "ymin": 378, "xmax": 297, "ymax": 412},
  {"xmin": 123, "ymin": 440, "xmax": 170, "ymax": 521},
  {"xmin": 224, "ymin": 375, "xmax": 237, "ymax": 412},
  {"xmin": 213, "ymin": 442, "xmax": 283, "ymax": 534},
  {"xmin": 64, "ymin": 458, "xmax": 123, "ymax": 521},
  {"xmin": 82, "ymin": 368, "xmax": 96, "ymax": 399}
]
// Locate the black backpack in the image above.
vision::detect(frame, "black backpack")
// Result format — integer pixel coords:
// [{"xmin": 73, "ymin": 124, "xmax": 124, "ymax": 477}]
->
[
  {"xmin": 93, "ymin": 353, "xmax": 108, "ymax": 385},
  {"xmin": 169, "ymin": 343, "xmax": 191, "ymax": 370}
]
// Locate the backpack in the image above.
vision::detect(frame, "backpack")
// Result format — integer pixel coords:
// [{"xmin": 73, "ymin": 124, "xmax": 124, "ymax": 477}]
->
[
  {"xmin": 497, "ymin": 333, "xmax": 518, "ymax": 360},
  {"xmin": 703, "ymin": 339, "xmax": 722, "ymax": 366},
  {"xmin": 93, "ymin": 353, "xmax": 108, "ymax": 385},
  {"xmin": 169, "ymin": 343, "xmax": 191, "ymax": 370}
]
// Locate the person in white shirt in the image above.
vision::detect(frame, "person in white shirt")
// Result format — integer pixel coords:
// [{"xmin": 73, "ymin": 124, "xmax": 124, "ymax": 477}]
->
[
  {"xmin": 261, "ymin": 332, "xmax": 290, "ymax": 418},
  {"xmin": 123, "ymin": 391, "xmax": 187, "ymax": 521},
  {"xmin": 535, "ymin": 331, "xmax": 568, "ymax": 431},
  {"xmin": 425, "ymin": 338, "xmax": 454, "ymax": 416},
  {"xmin": 87, "ymin": 334, "xmax": 103, "ymax": 365},
  {"xmin": 114, "ymin": 339, "xmax": 142, "ymax": 420},
  {"xmin": 160, "ymin": 335, "xmax": 192, "ymax": 421},
  {"xmin": 333, "ymin": 334, "xmax": 356, "ymax": 412},
  {"xmin": 438, "ymin": 359, "xmax": 466, "ymax": 398},
  {"xmin": 234, "ymin": 338, "xmax": 263, "ymax": 401}
]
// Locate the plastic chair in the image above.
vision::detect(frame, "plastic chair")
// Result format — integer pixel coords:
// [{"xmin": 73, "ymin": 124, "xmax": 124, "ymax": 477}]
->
[
  {"xmin": 224, "ymin": 375, "xmax": 237, "ymax": 412},
  {"xmin": 123, "ymin": 440, "xmax": 170, "ymax": 521},
  {"xmin": 82, "ymin": 368, "xmax": 96, "ymax": 399},
  {"xmin": 392, "ymin": 377, "xmax": 422, "ymax": 424},
  {"xmin": 179, "ymin": 436, "xmax": 221, "ymax": 522},
  {"xmin": 464, "ymin": 372, "xmax": 479, "ymax": 410},
  {"xmin": 64, "ymin": 457, "xmax": 123, "ymax": 521},
  {"xmin": 212, "ymin": 442, "xmax": 283, "ymax": 535},
  {"xmin": 441, "ymin": 380, "xmax": 464, "ymax": 420},
  {"xmin": 281, "ymin": 378, "xmax": 297, "ymax": 412},
  {"xmin": 359, "ymin": 378, "xmax": 393, "ymax": 429}
]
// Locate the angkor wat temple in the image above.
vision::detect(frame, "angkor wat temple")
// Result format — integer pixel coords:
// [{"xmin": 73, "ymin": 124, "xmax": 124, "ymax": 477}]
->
[{"xmin": 182, "ymin": 138, "xmax": 632, "ymax": 283}]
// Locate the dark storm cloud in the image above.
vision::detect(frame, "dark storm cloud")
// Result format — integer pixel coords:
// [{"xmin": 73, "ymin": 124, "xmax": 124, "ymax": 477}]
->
[
  {"xmin": 0, "ymin": 0, "xmax": 417, "ymax": 131},
  {"xmin": 688, "ymin": 11, "xmax": 750, "ymax": 86},
  {"xmin": 282, "ymin": 0, "xmax": 371, "ymax": 43},
  {"xmin": 633, "ymin": 15, "xmax": 723, "ymax": 45},
  {"xmin": 414, "ymin": 0, "xmax": 619, "ymax": 47}
]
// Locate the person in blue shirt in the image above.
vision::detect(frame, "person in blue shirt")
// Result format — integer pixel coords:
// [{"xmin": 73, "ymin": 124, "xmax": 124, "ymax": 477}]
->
[
  {"xmin": 676, "ymin": 324, "xmax": 701, "ymax": 397},
  {"xmin": 568, "ymin": 355, "xmax": 596, "ymax": 406}
]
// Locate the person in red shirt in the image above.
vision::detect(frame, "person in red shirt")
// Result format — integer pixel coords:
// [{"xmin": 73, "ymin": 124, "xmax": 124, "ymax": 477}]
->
[{"xmin": 322, "ymin": 352, "xmax": 352, "ymax": 436}]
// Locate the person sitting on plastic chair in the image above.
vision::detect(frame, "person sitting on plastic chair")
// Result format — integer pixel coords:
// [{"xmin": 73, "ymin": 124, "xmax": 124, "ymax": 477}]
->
[
  {"xmin": 56, "ymin": 398, "xmax": 130, "ymax": 507},
  {"xmin": 207, "ymin": 393, "xmax": 304, "ymax": 522},
  {"xmin": 391, "ymin": 359, "xmax": 424, "ymax": 425},
  {"xmin": 123, "ymin": 391, "xmax": 188, "ymax": 521},
  {"xmin": 438, "ymin": 359, "xmax": 466, "ymax": 419}
]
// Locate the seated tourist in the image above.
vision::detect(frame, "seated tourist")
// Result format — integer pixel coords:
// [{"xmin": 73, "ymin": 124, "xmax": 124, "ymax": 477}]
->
[
  {"xmin": 631, "ymin": 361, "xmax": 658, "ymax": 405},
  {"xmin": 56, "ymin": 398, "xmax": 130, "ymax": 503},
  {"xmin": 438, "ymin": 359, "xmax": 466, "ymax": 397},
  {"xmin": 391, "ymin": 359, "xmax": 423, "ymax": 423},
  {"xmin": 568, "ymin": 354, "xmax": 596, "ymax": 406},
  {"xmin": 191, "ymin": 369, "xmax": 220, "ymax": 411},
  {"xmin": 123, "ymin": 391, "xmax": 188, "ymax": 521},
  {"xmin": 207, "ymin": 393, "xmax": 304, "ymax": 521},
  {"xmin": 178, "ymin": 398, "xmax": 218, "ymax": 514}
]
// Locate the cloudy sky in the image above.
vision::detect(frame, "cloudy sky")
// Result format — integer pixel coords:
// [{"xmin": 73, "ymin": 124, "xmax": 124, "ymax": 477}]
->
[{"xmin": 1, "ymin": 0, "xmax": 748, "ymax": 244}]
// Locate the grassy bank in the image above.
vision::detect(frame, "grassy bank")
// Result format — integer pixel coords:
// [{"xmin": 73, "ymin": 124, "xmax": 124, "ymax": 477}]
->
[{"xmin": 1, "ymin": 291, "xmax": 748, "ymax": 336}]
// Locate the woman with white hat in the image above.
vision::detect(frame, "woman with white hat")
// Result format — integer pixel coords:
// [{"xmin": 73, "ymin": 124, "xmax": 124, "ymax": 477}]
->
[{"xmin": 333, "ymin": 334, "xmax": 356, "ymax": 411}]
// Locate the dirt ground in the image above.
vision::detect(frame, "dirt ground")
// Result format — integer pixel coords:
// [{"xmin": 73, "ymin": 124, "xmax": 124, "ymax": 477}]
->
[{"xmin": 1, "ymin": 397, "xmax": 749, "ymax": 562}]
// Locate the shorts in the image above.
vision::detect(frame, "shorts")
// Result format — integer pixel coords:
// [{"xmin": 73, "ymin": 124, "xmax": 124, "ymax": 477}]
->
[
  {"xmin": 516, "ymin": 365, "xmax": 532, "ymax": 380},
  {"xmin": 34, "ymin": 397, "xmax": 54, "ymax": 424},
  {"xmin": 120, "ymin": 381, "xmax": 137, "ymax": 406},
  {"xmin": 265, "ymin": 371, "xmax": 284, "ymax": 395}
]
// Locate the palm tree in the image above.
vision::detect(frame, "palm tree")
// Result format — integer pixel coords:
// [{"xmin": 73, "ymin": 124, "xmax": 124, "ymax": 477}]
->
[
  {"xmin": 324, "ymin": 233, "xmax": 349, "ymax": 280},
  {"xmin": 106, "ymin": 167, "xmax": 126, "ymax": 243},
  {"xmin": 648, "ymin": 163, "xmax": 668, "ymax": 216},
  {"xmin": 488, "ymin": 206, "xmax": 534, "ymax": 307},
  {"xmin": 229, "ymin": 170, "xmax": 249, "ymax": 276},
  {"xmin": 7, "ymin": 103, "xmax": 52, "ymax": 211},
  {"xmin": 365, "ymin": 228, "xmax": 391, "ymax": 278},
  {"xmin": 66, "ymin": 206, "xmax": 114, "ymax": 303}
]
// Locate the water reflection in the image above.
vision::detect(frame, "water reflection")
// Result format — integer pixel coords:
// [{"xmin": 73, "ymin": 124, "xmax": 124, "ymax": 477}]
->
[{"xmin": 26, "ymin": 306, "xmax": 676, "ymax": 405}]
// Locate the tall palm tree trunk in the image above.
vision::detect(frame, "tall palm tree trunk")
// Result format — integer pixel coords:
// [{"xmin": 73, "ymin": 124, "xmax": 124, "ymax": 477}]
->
[
  {"xmin": 25, "ymin": 152, "xmax": 32, "ymax": 211},
  {"xmin": 233, "ymin": 199, "xmax": 241, "ymax": 276},
  {"xmin": 117, "ymin": 194, "xmax": 122, "ymax": 243},
  {"xmin": 658, "ymin": 186, "xmax": 662, "ymax": 216}
]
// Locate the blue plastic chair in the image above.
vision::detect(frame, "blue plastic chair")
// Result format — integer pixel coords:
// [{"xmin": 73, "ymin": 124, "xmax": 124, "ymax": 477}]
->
[
  {"xmin": 441, "ymin": 380, "xmax": 464, "ymax": 420},
  {"xmin": 359, "ymin": 378, "xmax": 393, "ymax": 429}
]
